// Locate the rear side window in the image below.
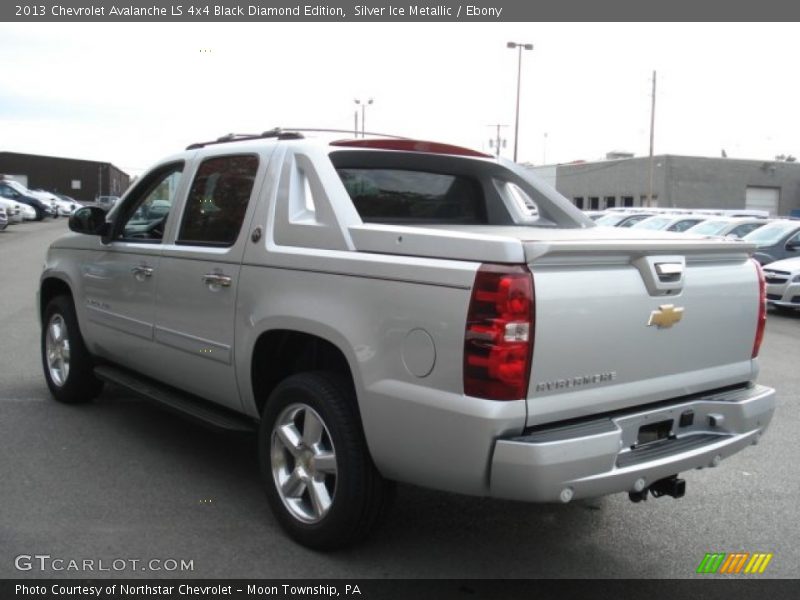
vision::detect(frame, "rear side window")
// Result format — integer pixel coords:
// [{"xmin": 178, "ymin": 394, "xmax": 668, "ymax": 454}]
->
[
  {"xmin": 178, "ymin": 154, "xmax": 258, "ymax": 246},
  {"xmin": 336, "ymin": 168, "xmax": 486, "ymax": 224}
]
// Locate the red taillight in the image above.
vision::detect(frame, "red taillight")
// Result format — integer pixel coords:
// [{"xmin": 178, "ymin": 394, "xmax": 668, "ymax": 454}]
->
[
  {"xmin": 464, "ymin": 264, "xmax": 534, "ymax": 400},
  {"xmin": 752, "ymin": 258, "xmax": 766, "ymax": 359}
]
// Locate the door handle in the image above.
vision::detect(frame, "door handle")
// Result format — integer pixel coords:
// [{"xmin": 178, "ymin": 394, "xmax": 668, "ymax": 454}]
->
[
  {"xmin": 131, "ymin": 265, "xmax": 154, "ymax": 278},
  {"xmin": 202, "ymin": 273, "xmax": 232, "ymax": 288}
]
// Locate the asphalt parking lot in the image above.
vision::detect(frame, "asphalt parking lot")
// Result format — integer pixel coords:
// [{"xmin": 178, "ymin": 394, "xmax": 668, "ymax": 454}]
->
[{"xmin": 1, "ymin": 218, "xmax": 798, "ymax": 579}]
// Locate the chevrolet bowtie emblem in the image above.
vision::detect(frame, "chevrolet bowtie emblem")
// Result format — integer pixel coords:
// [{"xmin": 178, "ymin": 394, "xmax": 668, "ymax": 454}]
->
[{"xmin": 648, "ymin": 304, "xmax": 684, "ymax": 328}]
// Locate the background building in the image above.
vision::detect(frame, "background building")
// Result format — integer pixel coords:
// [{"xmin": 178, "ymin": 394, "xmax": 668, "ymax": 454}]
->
[
  {"xmin": 530, "ymin": 154, "xmax": 800, "ymax": 216},
  {"xmin": 0, "ymin": 152, "xmax": 130, "ymax": 203}
]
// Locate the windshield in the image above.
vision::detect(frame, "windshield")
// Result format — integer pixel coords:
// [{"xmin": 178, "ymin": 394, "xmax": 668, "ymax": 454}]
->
[
  {"xmin": 687, "ymin": 220, "xmax": 728, "ymax": 236},
  {"xmin": 743, "ymin": 222, "xmax": 798, "ymax": 246},
  {"xmin": 3, "ymin": 180, "xmax": 30, "ymax": 194}
]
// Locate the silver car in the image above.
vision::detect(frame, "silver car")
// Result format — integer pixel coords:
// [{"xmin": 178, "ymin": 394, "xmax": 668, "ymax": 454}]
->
[{"xmin": 763, "ymin": 256, "xmax": 800, "ymax": 311}]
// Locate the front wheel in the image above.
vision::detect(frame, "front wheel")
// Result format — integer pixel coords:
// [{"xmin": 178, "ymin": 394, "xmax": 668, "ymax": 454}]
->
[
  {"xmin": 259, "ymin": 372, "xmax": 391, "ymax": 550},
  {"xmin": 41, "ymin": 295, "xmax": 103, "ymax": 403}
]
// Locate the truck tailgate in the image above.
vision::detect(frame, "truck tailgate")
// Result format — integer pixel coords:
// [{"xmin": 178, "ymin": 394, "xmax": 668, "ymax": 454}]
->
[{"xmin": 525, "ymin": 239, "xmax": 760, "ymax": 426}]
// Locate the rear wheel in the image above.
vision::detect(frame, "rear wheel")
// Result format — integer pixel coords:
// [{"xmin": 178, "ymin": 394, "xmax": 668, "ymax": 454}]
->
[
  {"xmin": 41, "ymin": 295, "xmax": 103, "ymax": 403},
  {"xmin": 259, "ymin": 372, "xmax": 391, "ymax": 550}
]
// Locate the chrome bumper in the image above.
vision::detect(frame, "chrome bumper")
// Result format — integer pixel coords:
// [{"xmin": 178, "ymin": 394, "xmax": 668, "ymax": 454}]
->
[{"xmin": 490, "ymin": 384, "xmax": 775, "ymax": 502}]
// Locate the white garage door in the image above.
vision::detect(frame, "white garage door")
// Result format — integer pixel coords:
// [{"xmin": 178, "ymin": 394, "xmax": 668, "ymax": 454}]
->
[{"xmin": 746, "ymin": 187, "xmax": 779, "ymax": 216}]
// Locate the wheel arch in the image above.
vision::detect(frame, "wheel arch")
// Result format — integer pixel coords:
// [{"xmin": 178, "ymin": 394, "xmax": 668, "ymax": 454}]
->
[
  {"xmin": 249, "ymin": 328, "xmax": 359, "ymax": 419},
  {"xmin": 39, "ymin": 276, "xmax": 74, "ymax": 320}
]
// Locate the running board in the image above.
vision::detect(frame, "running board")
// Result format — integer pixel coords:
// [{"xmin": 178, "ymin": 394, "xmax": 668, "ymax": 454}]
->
[{"xmin": 94, "ymin": 365, "xmax": 256, "ymax": 433}]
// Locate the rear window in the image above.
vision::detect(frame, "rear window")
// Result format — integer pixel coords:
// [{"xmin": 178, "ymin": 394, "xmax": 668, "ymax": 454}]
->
[{"xmin": 336, "ymin": 168, "xmax": 486, "ymax": 224}]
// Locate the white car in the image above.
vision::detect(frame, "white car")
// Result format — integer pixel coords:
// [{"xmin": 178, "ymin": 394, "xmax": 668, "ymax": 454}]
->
[
  {"xmin": 2, "ymin": 180, "xmax": 58, "ymax": 217},
  {"xmin": 762, "ymin": 256, "xmax": 800, "ymax": 312},
  {"xmin": 630, "ymin": 214, "xmax": 708, "ymax": 233},
  {"xmin": 594, "ymin": 211, "xmax": 655, "ymax": 228},
  {"xmin": 46, "ymin": 194, "xmax": 81, "ymax": 217},
  {"xmin": 684, "ymin": 217, "xmax": 768, "ymax": 239},
  {"xmin": 0, "ymin": 197, "xmax": 27, "ymax": 223}
]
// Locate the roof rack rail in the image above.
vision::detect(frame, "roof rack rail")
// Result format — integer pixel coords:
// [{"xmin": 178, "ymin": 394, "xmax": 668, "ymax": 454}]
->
[
  {"xmin": 186, "ymin": 128, "xmax": 304, "ymax": 150},
  {"xmin": 186, "ymin": 127, "xmax": 409, "ymax": 150}
]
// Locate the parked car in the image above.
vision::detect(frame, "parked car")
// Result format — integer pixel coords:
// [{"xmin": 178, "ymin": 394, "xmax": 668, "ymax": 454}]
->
[
  {"xmin": 742, "ymin": 220, "xmax": 800, "ymax": 265},
  {"xmin": 0, "ymin": 197, "xmax": 26, "ymax": 223},
  {"xmin": 1, "ymin": 180, "xmax": 59, "ymax": 217},
  {"xmin": 29, "ymin": 189, "xmax": 64, "ymax": 217},
  {"xmin": 762, "ymin": 256, "xmax": 800, "ymax": 312},
  {"xmin": 43, "ymin": 193, "xmax": 81, "ymax": 217},
  {"xmin": 631, "ymin": 214, "xmax": 708, "ymax": 232},
  {"xmin": 0, "ymin": 206, "xmax": 8, "ymax": 231},
  {"xmin": 595, "ymin": 211, "xmax": 654, "ymax": 228},
  {"xmin": 40, "ymin": 131, "xmax": 775, "ymax": 550},
  {"xmin": 684, "ymin": 217, "xmax": 768, "ymax": 239},
  {"xmin": 0, "ymin": 181, "xmax": 50, "ymax": 220}
]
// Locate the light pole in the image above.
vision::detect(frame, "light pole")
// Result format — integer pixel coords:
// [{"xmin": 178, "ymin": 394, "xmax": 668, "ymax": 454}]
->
[
  {"xmin": 507, "ymin": 41, "xmax": 533, "ymax": 162},
  {"xmin": 354, "ymin": 98, "xmax": 373, "ymax": 138},
  {"xmin": 543, "ymin": 132, "xmax": 548, "ymax": 164}
]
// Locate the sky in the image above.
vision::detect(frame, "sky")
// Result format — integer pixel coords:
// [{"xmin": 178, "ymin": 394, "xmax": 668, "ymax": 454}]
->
[{"xmin": 2, "ymin": 22, "xmax": 800, "ymax": 177}]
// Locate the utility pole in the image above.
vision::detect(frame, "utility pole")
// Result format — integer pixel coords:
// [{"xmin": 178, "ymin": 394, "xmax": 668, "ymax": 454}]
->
[
  {"xmin": 354, "ymin": 110, "xmax": 359, "ymax": 138},
  {"xmin": 648, "ymin": 70, "xmax": 657, "ymax": 207},
  {"xmin": 488, "ymin": 124, "xmax": 508, "ymax": 157}
]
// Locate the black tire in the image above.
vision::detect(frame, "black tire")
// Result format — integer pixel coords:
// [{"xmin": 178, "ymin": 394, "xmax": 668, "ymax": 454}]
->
[
  {"xmin": 259, "ymin": 371, "xmax": 392, "ymax": 550},
  {"xmin": 41, "ymin": 295, "xmax": 103, "ymax": 404}
]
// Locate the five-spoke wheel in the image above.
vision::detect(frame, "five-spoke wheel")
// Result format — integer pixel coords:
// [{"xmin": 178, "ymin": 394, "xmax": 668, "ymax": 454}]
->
[
  {"xmin": 259, "ymin": 372, "xmax": 392, "ymax": 550},
  {"xmin": 41, "ymin": 295, "xmax": 103, "ymax": 404}
]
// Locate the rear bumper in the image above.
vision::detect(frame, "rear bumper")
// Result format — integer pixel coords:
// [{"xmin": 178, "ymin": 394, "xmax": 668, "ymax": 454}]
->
[{"xmin": 490, "ymin": 384, "xmax": 775, "ymax": 502}]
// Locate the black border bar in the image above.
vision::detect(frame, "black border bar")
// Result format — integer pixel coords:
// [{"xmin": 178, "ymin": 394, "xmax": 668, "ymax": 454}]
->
[
  {"xmin": 6, "ymin": 1, "xmax": 800, "ymax": 22},
  {"xmin": 3, "ymin": 579, "xmax": 800, "ymax": 600}
]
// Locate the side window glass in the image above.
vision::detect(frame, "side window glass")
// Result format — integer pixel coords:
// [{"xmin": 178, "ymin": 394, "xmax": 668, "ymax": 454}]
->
[
  {"xmin": 177, "ymin": 155, "xmax": 259, "ymax": 246},
  {"xmin": 119, "ymin": 164, "xmax": 184, "ymax": 242}
]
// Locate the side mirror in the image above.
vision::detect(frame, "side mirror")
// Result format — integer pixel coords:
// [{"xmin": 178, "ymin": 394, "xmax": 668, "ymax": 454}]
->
[
  {"xmin": 69, "ymin": 206, "xmax": 110, "ymax": 237},
  {"xmin": 786, "ymin": 241, "xmax": 800, "ymax": 252}
]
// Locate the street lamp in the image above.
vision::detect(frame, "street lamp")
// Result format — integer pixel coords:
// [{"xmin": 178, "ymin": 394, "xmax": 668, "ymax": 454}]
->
[
  {"xmin": 507, "ymin": 41, "xmax": 533, "ymax": 162},
  {"xmin": 354, "ymin": 98, "xmax": 373, "ymax": 138}
]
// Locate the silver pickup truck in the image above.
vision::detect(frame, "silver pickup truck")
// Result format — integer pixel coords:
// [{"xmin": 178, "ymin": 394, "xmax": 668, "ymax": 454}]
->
[{"xmin": 39, "ymin": 131, "xmax": 775, "ymax": 549}]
